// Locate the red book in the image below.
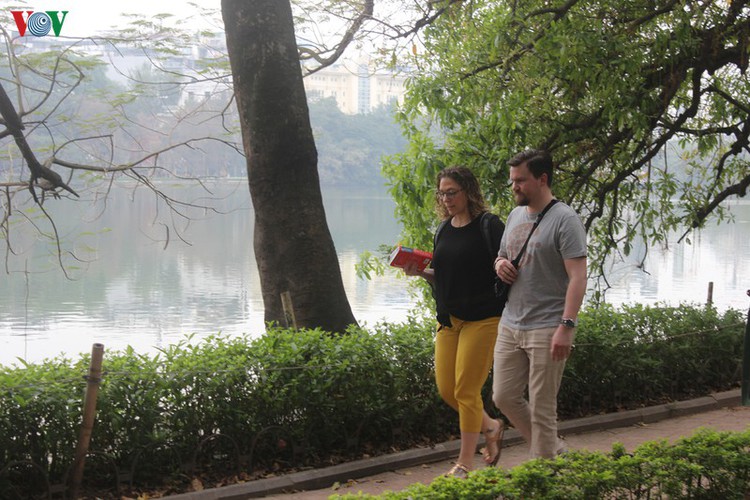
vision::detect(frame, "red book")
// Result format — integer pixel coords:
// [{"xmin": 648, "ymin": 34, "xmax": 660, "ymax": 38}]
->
[{"xmin": 389, "ymin": 244, "xmax": 432, "ymax": 271}]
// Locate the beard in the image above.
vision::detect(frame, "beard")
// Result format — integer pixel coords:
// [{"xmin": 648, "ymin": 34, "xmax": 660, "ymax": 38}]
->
[{"xmin": 514, "ymin": 192, "xmax": 530, "ymax": 206}]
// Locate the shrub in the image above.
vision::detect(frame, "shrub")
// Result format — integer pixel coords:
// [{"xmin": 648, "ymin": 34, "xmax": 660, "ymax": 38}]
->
[
  {"xmin": 335, "ymin": 429, "xmax": 750, "ymax": 499},
  {"xmin": 0, "ymin": 303, "xmax": 745, "ymax": 497}
]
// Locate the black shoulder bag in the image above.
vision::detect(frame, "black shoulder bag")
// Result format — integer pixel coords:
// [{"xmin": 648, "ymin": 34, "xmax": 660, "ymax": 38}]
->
[{"xmin": 494, "ymin": 199, "xmax": 558, "ymax": 315}]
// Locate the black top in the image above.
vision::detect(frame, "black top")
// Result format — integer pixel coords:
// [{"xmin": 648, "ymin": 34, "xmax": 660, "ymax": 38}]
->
[{"xmin": 432, "ymin": 213, "xmax": 504, "ymax": 326}]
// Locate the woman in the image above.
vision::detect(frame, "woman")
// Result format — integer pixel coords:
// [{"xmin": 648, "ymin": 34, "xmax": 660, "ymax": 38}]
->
[{"xmin": 403, "ymin": 166, "xmax": 505, "ymax": 478}]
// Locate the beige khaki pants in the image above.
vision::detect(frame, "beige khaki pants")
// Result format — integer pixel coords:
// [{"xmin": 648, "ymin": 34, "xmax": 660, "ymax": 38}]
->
[{"xmin": 492, "ymin": 324, "xmax": 569, "ymax": 458}]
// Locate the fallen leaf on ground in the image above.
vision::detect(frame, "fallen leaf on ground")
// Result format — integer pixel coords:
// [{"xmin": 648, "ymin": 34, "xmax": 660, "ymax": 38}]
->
[{"xmin": 191, "ymin": 478, "xmax": 204, "ymax": 491}]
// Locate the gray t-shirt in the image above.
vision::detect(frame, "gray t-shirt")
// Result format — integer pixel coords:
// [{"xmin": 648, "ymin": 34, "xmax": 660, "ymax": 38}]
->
[{"xmin": 498, "ymin": 201, "xmax": 587, "ymax": 330}]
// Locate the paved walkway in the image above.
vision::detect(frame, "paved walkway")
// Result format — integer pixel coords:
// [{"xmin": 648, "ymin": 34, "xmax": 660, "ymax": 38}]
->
[{"xmin": 171, "ymin": 390, "xmax": 749, "ymax": 499}]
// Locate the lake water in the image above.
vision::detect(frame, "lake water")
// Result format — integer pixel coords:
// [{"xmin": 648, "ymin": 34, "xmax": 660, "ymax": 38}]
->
[{"xmin": 1, "ymin": 182, "xmax": 748, "ymax": 366}]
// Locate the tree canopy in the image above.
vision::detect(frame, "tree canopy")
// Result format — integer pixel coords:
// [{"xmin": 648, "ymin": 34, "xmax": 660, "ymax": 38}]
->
[
  {"xmin": 384, "ymin": 0, "xmax": 750, "ymax": 297},
  {"xmin": 0, "ymin": 1, "xmax": 414, "ymax": 331}
]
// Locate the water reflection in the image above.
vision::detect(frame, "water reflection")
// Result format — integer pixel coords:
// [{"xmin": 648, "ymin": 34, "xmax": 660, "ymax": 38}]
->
[
  {"xmin": 0, "ymin": 183, "xmax": 748, "ymax": 367},
  {"xmin": 598, "ymin": 202, "xmax": 749, "ymax": 309},
  {"xmin": 0, "ymin": 182, "xmax": 416, "ymax": 365}
]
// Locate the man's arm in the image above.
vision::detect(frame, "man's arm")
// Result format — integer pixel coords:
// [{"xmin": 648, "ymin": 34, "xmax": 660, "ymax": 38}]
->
[
  {"xmin": 561, "ymin": 256, "xmax": 587, "ymax": 320},
  {"xmin": 550, "ymin": 256, "xmax": 587, "ymax": 361}
]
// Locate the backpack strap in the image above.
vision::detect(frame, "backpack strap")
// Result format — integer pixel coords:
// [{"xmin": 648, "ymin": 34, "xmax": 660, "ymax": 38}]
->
[
  {"xmin": 433, "ymin": 219, "xmax": 450, "ymax": 251},
  {"xmin": 479, "ymin": 212, "xmax": 495, "ymax": 257}
]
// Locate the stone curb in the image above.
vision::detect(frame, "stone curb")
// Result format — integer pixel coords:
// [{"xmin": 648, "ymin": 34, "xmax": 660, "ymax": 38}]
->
[{"xmin": 168, "ymin": 389, "xmax": 741, "ymax": 499}]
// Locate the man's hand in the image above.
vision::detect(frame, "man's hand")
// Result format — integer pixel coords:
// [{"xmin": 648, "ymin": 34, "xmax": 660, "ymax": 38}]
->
[
  {"xmin": 550, "ymin": 326, "xmax": 574, "ymax": 361},
  {"xmin": 494, "ymin": 258, "xmax": 518, "ymax": 285}
]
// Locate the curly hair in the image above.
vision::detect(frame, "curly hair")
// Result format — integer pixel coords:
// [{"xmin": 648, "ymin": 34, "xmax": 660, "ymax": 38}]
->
[{"xmin": 435, "ymin": 166, "xmax": 488, "ymax": 220}]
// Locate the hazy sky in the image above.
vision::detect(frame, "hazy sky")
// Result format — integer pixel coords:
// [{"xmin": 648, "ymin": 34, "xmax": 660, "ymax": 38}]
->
[
  {"xmin": 5, "ymin": 0, "xmax": 221, "ymax": 37},
  {"xmin": 6, "ymin": 1, "xmax": 372, "ymax": 63}
]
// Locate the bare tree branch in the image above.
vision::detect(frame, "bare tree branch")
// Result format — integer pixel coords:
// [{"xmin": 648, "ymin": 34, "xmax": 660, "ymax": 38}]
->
[
  {"xmin": 300, "ymin": 0, "xmax": 374, "ymax": 74},
  {"xmin": 0, "ymin": 82, "xmax": 80, "ymax": 200}
]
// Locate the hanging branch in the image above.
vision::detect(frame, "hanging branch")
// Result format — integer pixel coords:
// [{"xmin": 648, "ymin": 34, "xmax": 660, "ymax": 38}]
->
[
  {"xmin": 299, "ymin": 0, "xmax": 374, "ymax": 75},
  {"xmin": 0, "ymin": 82, "xmax": 79, "ymax": 203}
]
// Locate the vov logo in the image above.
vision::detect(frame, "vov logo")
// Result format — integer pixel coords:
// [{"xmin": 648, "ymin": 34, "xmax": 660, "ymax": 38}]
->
[{"xmin": 11, "ymin": 10, "xmax": 69, "ymax": 37}]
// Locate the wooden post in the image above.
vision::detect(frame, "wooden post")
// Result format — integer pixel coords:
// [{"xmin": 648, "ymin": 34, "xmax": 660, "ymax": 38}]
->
[
  {"xmin": 70, "ymin": 343, "xmax": 104, "ymax": 498},
  {"xmin": 742, "ymin": 290, "xmax": 750, "ymax": 406},
  {"xmin": 706, "ymin": 281, "xmax": 714, "ymax": 305},
  {"xmin": 280, "ymin": 291, "xmax": 297, "ymax": 330}
]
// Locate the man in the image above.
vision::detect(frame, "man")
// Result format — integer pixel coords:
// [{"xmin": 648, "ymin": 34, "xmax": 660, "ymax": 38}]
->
[{"xmin": 492, "ymin": 149, "xmax": 587, "ymax": 459}]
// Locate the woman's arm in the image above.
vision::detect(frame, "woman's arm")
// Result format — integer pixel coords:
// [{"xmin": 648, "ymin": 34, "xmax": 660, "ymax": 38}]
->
[{"xmin": 403, "ymin": 261, "xmax": 435, "ymax": 285}]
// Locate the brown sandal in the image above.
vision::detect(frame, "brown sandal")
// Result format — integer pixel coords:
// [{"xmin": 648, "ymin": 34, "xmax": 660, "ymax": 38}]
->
[
  {"xmin": 482, "ymin": 418, "xmax": 505, "ymax": 466},
  {"xmin": 445, "ymin": 462, "xmax": 471, "ymax": 479}
]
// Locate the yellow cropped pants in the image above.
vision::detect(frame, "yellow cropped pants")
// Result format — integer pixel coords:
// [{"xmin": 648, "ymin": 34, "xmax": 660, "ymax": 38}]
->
[{"xmin": 434, "ymin": 315, "xmax": 499, "ymax": 433}]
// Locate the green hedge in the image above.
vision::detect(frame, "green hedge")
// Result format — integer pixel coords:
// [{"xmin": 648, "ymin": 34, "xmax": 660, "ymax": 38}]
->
[
  {"xmin": 0, "ymin": 303, "xmax": 745, "ymax": 497},
  {"xmin": 559, "ymin": 303, "xmax": 745, "ymax": 416},
  {"xmin": 335, "ymin": 428, "xmax": 750, "ymax": 499}
]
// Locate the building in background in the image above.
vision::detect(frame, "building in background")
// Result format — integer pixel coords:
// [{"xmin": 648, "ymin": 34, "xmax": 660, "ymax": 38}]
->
[
  {"xmin": 10, "ymin": 31, "xmax": 407, "ymax": 115},
  {"xmin": 303, "ymin": 59, "xmax": 407, "ymax": 115}
]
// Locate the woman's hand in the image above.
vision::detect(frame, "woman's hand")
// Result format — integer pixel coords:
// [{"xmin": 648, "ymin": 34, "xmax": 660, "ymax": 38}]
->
[
  {"xmin": 403, "ymin": 261, "xmax": 435, "ymax": 284},
  {"xmin": 402, "ymin": 261, "xmax": 421, "ymax": 276}
]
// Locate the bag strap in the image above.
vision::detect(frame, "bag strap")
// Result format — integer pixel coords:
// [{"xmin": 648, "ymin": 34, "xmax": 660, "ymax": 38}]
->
[
  {"xmin": 510, "ymin": 199, "xmax": 558, "ymax": 267},
  {"xmin": 480, "ymin": 212, "xmax": 497, "ymax": 258},
  {"xmin": 433, "ymin": 219, "xmax": 450, "ymax": 250}
]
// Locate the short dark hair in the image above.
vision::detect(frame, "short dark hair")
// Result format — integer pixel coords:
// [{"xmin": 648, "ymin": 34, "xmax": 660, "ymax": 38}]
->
[
  {"xmin": 508, "ymin": 149, "xmax": 554, "ymax": 187},
  {"xmin": 435, "ymin": 166, "xmax": 487, "ymax": 219}
]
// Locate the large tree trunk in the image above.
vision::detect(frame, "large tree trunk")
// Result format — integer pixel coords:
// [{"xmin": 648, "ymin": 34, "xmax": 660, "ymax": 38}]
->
[{"xmin": 222, "ymin": 0, "xmax": 357, "ymax": 333}]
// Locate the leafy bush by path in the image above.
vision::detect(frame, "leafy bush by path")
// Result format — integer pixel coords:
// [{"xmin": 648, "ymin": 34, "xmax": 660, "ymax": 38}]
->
[
  {"xmin": 0, "ymin": 303, "xmax": 745, "ymax": 498},
  {"xmin": 335, "ymin": 428, "xmax": 750, "ymax": 499},
  {"xmin": 559, "ymin": 303, "xmax": 744, "ymax": 417}
]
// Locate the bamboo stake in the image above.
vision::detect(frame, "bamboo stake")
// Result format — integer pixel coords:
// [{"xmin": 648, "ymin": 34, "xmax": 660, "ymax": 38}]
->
[
  {"xmin": 70, "ymin": 343, "xmax": 104, "ymax": 498},
  {"xmin": 281, "ymin": 291, "xmax": 297, "ymax": 330},
  {"xmin": 742, "ymin": 290, "xmax": 750, "ymax": 407}
]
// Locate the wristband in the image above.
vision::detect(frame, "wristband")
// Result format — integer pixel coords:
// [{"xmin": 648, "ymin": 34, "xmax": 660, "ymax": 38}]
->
[{"xmin": 560, "ymin": 318, "xmax": 577, "ymax": 328}]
